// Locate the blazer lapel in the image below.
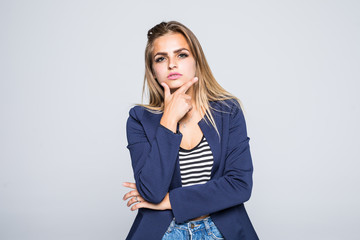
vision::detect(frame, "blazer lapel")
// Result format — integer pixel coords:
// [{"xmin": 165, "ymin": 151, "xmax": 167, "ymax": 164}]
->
[
  {"xmin": 198, "ymin": 109, "xmax": 222, "ymax": 178},
  {"xmin": 140, "ymin": 104, "xmax": 222, "ymax": 186}
]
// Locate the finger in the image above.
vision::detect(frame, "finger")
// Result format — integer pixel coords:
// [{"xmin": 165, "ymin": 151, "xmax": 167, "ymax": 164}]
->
[
  {"xmin": 123, "ymin": 189, "xmax": 139, "ymax": 201},
  {"xmin": 137, "ymin": 195, "xmax": 144, "ymax": 202},
  {"xmin": 127, "ymin": 195, "xmax": 144, "ymax": 207},
  {"xmin": 129, "ymin": 195, "xmax": 142, "ymax": 206},
  {"xmin": 177, "ymin": 77, "xmax": 198, "ymax": 94},
  {"xmin": 123, "ymin": 190, "xmax": 139, "ymax": 201},
  {"xmin": 183, "ymin": 94, "xmax": 192, "ymax": 100},
  {"xmin": 161, "ymin": 82, "xmax": 171, "ymax": 99},
  {"xmin": 127, "ymin": 196, "xmax": 138, "ymax": 207},
  {"xmin": 131, "ymin": 201, "xmax": 149, "ymax": 211},
  {"xmin": 129, "ymin": 197, "xmax": 137, "ymax": 207},
  {"xmin": 122, "ymin": 182, "xmax": 137, "ymax": 189}
]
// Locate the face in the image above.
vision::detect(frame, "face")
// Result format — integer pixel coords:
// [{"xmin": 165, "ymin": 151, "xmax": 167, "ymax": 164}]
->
[{"xmin": 152, "ymin": 33, "xmax": 196, "ymax": 93}]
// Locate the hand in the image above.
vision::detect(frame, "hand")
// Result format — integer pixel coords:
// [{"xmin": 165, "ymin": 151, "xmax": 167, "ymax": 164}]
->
[
  {"xmin": 160, "ymin": 77, "xmax": 198, "ymax": 129},
  {"xmin": 122, "ymin": 182, "xmax": 172, "ymax": 211}
]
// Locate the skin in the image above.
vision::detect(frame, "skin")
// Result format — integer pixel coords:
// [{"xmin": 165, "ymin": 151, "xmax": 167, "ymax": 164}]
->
[
  {"xmin": 122, "ymin": 182, "xmax": 171, "ymax": 211},
  {"xmin": 123, "ymin": 32, "xmax": 200, "ymax": 211},
  {"xmin": 152, "ymin": 32, "xmax": 197, "ymax": 95},
  {"xmin": 122, "ymin": 77, "xmax": 198, "ymax": 211},
  {"xmin": 155, "ymin": 33, "xmax": 199, "ymax": 133}
]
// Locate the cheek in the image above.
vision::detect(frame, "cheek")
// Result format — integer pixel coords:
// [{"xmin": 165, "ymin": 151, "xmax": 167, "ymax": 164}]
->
[
  {"xmin": 184, "ymin": 59, "xmax": 196, "ymax": 76},
  {"xmin": 152, "ymin": 65, "xmax": 164, "ymax": 79}
]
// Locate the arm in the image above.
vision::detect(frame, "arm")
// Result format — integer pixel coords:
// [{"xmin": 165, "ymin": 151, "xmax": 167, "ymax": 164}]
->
[
  {"xmin": 169, "ymin": 105, "xmax": 253, "ymax": 223},
  {"xmin": 126, "ymin": 107, "xmax": 182, "ymax": 203}
]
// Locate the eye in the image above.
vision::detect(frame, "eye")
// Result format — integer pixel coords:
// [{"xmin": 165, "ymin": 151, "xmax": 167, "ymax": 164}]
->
[
  {"xmin": 155, "ymin": 57, "xmax": 165, "ymax": 63},
  {"xmin": 178, "ymin": 53, "xmax": 188, "ymax": 58}
]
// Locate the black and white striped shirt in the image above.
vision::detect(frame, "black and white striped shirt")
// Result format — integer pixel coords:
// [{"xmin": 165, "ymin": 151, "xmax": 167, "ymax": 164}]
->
[{"xmin": 179, "ymin": 135, "xmax": 214, "ymax": 187}]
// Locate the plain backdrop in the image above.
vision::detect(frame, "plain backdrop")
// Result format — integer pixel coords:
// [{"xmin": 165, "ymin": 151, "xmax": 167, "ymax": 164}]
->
[{"xmin": 1, "ymin": 0, "xmax": 359, "ymax": 239}]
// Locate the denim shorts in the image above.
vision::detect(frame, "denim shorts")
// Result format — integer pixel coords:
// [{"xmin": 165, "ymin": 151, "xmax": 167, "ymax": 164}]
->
[{"xmin": 161, "ymin": 216, "xmax": 225, "ymax": 240}]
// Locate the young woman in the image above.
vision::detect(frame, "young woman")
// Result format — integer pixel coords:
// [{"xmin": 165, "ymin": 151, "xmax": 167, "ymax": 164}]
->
[{"xmin": 122, "ymin": 21, "xmax": 258, "ymax": 240}]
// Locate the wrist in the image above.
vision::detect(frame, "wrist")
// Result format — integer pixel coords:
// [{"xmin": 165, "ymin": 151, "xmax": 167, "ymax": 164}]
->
[
  {"xmin": 164, "ymin": 192, "xmax": 172, "ymax": 210},
  {"xmin": 160, "ymin": 115, "xmax": 178, "ymax": 133}
]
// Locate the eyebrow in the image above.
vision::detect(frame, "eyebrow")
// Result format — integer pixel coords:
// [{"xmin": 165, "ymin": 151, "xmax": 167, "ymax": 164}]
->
[{"xmin": 154, "ymin": 48, "xmax": 189, "ymax": 58}]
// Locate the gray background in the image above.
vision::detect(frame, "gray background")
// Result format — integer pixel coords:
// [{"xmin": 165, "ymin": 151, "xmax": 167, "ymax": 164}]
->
[{"xmin": 1, "ymin": 0, "xmax": 359, "ymax": 239}]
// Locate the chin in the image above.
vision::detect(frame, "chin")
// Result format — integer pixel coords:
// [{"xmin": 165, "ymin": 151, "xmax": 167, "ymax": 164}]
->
[{"xmin": 167, "ymin": 81, "xmax": 184, "ymax": 89}]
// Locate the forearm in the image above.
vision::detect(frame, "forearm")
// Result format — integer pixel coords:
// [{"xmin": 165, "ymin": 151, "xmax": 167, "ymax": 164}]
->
[
  {"xmin": 130, "ymin": 124, "xmax": 182, "ymax": 203},
  {"xmin": 169, "ymin": 173, "xmax": 252, "ymax": 222},
  {"xmin": 169, "ymin": 137, "xmax": 253, "ymax": 222}
]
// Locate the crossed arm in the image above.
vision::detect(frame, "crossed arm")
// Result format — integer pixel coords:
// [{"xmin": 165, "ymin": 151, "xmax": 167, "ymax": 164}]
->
[{"xmin": 123, "ymin": 105, "xmax": 253, "ymax": 222}]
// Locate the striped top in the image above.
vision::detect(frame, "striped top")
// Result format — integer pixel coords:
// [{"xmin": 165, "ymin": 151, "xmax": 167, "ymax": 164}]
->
[{"xmin": 179, "ymin": 135, "xmax": 214, "ymax": 187}]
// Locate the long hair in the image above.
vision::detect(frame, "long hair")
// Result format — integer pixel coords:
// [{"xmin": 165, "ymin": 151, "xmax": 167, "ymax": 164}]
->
[{"xmin": 135, "ymin": 21, "xmax": 243, "ymax": 139}]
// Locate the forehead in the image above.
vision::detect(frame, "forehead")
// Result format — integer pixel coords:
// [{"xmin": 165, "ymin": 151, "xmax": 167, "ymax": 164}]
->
[{"xmin": 153, "ymin": 33, "xmax": 190, "ymax": 54}]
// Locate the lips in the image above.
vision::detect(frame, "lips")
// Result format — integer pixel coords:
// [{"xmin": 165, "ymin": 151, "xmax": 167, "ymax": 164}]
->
[{"xmin": 167, "ymin": 72, "xmax": 182, "ymax": 80}]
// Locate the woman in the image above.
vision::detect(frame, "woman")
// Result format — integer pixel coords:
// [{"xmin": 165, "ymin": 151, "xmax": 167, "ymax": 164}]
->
[{"xmin": 122, "ymin": 21, "xmax": 258, "ymax": 240}]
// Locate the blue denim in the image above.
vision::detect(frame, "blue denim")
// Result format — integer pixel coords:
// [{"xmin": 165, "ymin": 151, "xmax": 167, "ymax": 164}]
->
[{"xmin": 161, "ymin": 216, "xmax": 225, "ymax": 240}]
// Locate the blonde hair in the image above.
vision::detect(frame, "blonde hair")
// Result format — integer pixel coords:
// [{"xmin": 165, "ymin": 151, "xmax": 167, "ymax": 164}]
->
[{"xmin": 135, "ymin": 21, "xmax": 244, "ymax": 140}]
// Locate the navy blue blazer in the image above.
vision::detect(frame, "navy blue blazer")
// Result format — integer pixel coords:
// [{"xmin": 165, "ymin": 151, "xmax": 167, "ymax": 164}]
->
[{"xmin": 125, "ymin": 99, "xmax": 258, "ymax": 240}]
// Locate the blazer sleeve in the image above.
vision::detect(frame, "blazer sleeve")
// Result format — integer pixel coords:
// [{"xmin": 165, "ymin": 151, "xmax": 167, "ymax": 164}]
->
[
  {"xmin": 126, "ymin": 107, "xmax": 183, "ymax": 203},
  {"xmin": 169, "ymin": 105, "xmax": 253, "ymax": 223}
]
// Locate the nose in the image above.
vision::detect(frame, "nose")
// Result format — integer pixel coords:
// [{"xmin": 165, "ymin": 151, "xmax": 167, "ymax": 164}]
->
[{"xmin": 168, "ymin": 58, "xmax": 177, "ymax": 70}]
